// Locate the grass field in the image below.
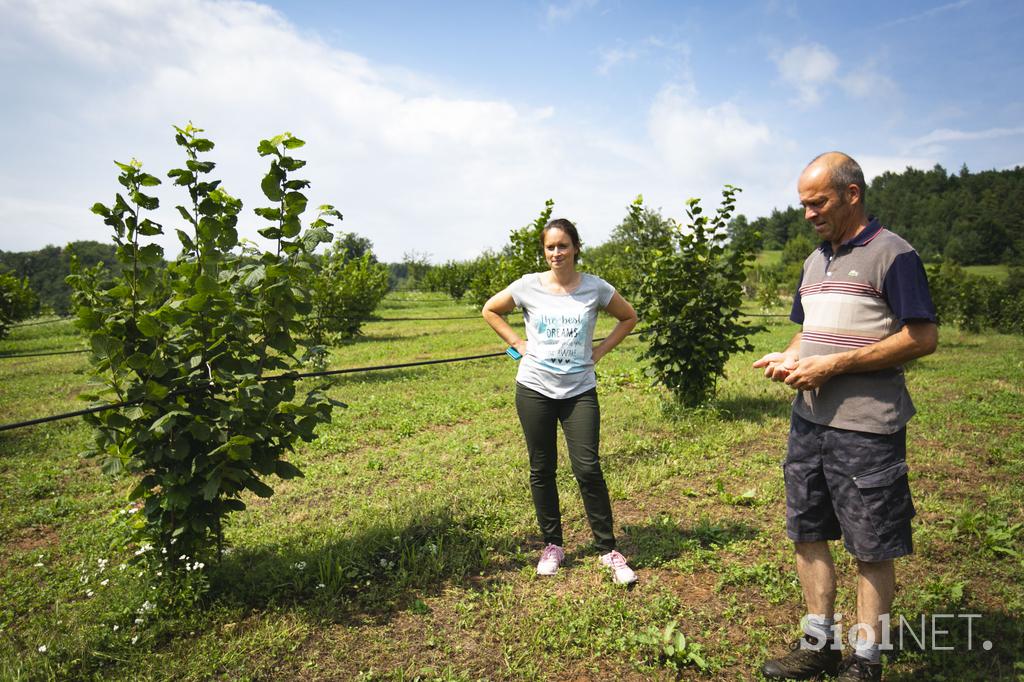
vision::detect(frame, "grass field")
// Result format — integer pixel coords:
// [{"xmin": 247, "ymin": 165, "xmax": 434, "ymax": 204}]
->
[{"xmin": 1, "ymin": 294, "xmax": 1022, "ymax": 680}]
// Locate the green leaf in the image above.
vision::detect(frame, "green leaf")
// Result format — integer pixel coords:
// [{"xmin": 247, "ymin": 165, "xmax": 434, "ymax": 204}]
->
[
  {"xmin": 281, "ymin": 136, "xmax": 305, "ymax": 149},
  {"xmin": 201, "ymin": 476, "xmax": 221, "ymax": 501},
  {"xmin": 127, "ymin": 481, "xmax": 149, "ymax": 500},
  {"xmin": 126, "ymin": 352, "xmax": 150, "ymax": 370},
  {"xmin": 101, "ymin": 456, "xmax": 123, "ymax": 476},
  {"xmin": 274, "ymin": 460, "xmax": 304, "ymax": 480},
  {"xmin": 242, "ymin": 265, "xmax": 266, "ymax": 287},
  {"xmin": 139, "ymin": 243, "xmax": 164, "ymax": 264},
  {"xmin": 176, "ymin": 229, "xmax": 196, "ymax": 251},
  {"xmin": 247, "ymin": 477, "xmax": 274, "ymax": 498},
  {"xmin": 167, "ymin": 168, "xmax": 195, "ymax": 186},
  {"xmin": 185, "ymin": 293, "xmax": 209, "ymax": 311},
  {"xmin": 150, "ymin": 410, "xmax": 187, "ymax": 435},
  {"xmin": 195, "ymin": 274, "xmax": 218, "ymax": 294},
  {"xmin": 284, "ymin": 191, "xmax": 308, "ymax": 217},
  {"xmin": 279, "ymin": 157, "xmax": 306, "ymax": 171},
  {"xmin": 131, "ymin": 190, "xmax": 159, "ymax": 211},
  {"xmin": 144, "ymin": 381, "xmax": 170, "ymax": 400},
  {"xmin": 254, "ymin": 207, "xmax": 281, "ymax": 221},
  {"xmin": 281, "ymin": 216, "xmax": 301, "ymax": 238},
  {"xmin": 261, "ymin": 171, "xmax": 283, "ymax": 202},
  {"xmin": 257, "ymin": 139, "xmax": 276, "ymax": 156},
  {"xmin": 138, "ymin": 219, "xmax": 163, "ymax": 237},
  {"xmin": 186, "ymin": 159, "xmax": 216, "ymax": 173}
]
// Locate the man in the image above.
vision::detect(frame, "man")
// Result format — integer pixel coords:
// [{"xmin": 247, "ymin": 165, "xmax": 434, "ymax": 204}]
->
[{"xmin": 753, "ymin": 152, "xmax": 938, "ymax": 681}]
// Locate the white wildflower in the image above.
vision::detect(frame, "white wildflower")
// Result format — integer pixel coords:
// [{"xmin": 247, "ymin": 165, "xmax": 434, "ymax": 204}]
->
[
  {"xmin": 86, "ymin": 590, "xmax": 94, "ymax": 598},
  {"xmin": 317, "ymin": 583, "xmax": 326, "ymax": 589},
  {"xmin": 33, "ymin": 562, "xmax": 44, "ymax": 568},
  {"xmin": 100, "ymin": 579, "xmax": 109, "ymax": 586},
  {"xmin": 112, "ymin": 625, "xmax": 119, "ymax": 632},
  {"xmin": 37, "ymin": 645, "xmax": 47, "ymax": 653},
  {"xmin": 134, "ymin": 618, "xmax": 143, "ymax": 625},
  {"xmin": 131, "ymin": 636, "xmax": 138, "ymax": 645}
]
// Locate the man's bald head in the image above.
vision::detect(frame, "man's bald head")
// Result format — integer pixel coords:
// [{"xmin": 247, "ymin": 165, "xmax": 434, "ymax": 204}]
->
[{"xmin": 803, "ymin": 151, "xmax": 867, "ymax": 203}]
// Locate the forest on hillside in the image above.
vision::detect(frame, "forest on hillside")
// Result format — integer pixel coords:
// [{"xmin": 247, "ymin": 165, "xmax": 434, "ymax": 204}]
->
[
  {"xmin": 0, "ymin": 241, "xmax": 120, "ymax": 315},
  {"xmin": 735, "ymin": 164, "xmax": 1024, "ymax": 265}
]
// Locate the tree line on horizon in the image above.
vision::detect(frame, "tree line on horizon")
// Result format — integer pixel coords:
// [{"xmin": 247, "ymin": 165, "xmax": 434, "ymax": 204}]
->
[
  {"xmin": 730, "ymin": 163, "xmax": 1024, "ymax": 265},
  {"xmin": 2, "ymin": 163, "xmax": 1022, "ymax": 318}
]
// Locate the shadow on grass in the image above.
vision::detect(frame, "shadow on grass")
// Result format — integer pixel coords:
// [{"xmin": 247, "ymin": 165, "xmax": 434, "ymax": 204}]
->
[
  {"xmin": 884, "ymin": 607, "xmax": 1023, "ymax": 680},
  {"xmin": 208, "ymin": 507, "xmax": 521, "ymax": 625},
  {"xmin": 622, "ymin": 514, "xmax": 760, "ymax": 568},
  {"xmin": 714, "ymin": 394, "xmax": 791, "ymax": 422}
]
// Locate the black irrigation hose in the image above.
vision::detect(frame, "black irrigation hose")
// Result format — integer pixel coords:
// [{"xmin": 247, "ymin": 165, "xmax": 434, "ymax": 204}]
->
[{"xmin": 0, "ymin": 330, "xmax": 646, "ymax": 433}]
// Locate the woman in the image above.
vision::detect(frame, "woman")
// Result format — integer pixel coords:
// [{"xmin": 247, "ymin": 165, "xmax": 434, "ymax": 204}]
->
[{"xmin": 482, "ymin": 218, "xmax": 639, "ymax": 584}]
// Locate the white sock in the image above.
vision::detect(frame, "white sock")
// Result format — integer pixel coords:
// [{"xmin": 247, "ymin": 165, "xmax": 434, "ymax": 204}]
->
[
  {"xmin": 854, "ymin": 639, "xmax": 881, "ymax": 664},
  {"xmin": 802, "ymin": 613, "xmax": 834, "ymax": 644}
]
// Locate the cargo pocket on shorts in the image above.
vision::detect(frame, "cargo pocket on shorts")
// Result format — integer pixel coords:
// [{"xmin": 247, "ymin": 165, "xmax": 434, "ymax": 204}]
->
[{"xmin": 851, "ymin": 461, "xmax": 915, "ymax": 536}]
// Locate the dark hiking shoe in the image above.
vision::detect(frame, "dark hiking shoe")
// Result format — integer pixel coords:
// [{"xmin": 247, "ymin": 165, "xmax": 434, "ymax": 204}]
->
[
  {"xmin": 761, "ymin": 635, "xmax": 842, "ymax": 680},
  {"xmin": 836, "ymin": 654, "xmax": 882, "ymax": 681}
]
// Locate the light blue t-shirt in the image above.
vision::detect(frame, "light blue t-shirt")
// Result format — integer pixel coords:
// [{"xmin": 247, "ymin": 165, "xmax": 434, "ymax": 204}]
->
[{"xmin": 507, "ymin": 272, "xmax": 616, "ymax": 399}]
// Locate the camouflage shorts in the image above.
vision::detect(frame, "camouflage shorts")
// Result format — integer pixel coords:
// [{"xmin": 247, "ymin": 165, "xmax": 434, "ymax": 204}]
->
[{"xmin": 784, "ymin": 413, "xmax": 915, "ymax": 562}]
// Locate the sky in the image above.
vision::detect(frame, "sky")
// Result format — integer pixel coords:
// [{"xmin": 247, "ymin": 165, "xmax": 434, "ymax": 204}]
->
[{"xmin": 1, "ymin": 0, "xmax": 1023, "ymax": 262}]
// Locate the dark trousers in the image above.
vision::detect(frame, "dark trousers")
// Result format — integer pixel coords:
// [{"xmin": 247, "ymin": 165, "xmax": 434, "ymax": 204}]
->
[{"xmin": 514, "ymin": 383, "xmax": 616, "ymax": 553}]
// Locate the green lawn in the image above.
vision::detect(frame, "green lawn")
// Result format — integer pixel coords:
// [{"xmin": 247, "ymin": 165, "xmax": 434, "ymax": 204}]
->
[
  {"xmin": 961, "ymin": 264, "xmax": 1011, "ymax": 281},
  {"xmin": 755, "ymin": 250, "xmax": 781, "ymax": 268},
  {"xmin": 1, "ymin": 294, "xmax": 1022, "ymax": 680}
]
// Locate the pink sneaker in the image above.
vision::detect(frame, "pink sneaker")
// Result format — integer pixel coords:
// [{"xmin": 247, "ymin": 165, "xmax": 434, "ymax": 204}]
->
[
  {"xmin": 600, "ymin": 550, "xmax": 637, "ymax": 585},
  {"xmin": 536, "ymin": 544, "xmax": 565, "ymax": 576}
]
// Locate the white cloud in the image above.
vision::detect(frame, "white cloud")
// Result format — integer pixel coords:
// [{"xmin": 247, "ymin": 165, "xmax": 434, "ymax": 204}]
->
[
  {"xmin": 545, "ymin": 0, "xmax": 599, "ymax": 24},
  {"xmin": 597, "ymin": 47, "xmax": 639, "ymax": 75},
  {"xmin": 911, "ymin": 126, "xmax": 1024, "ymax": 147},
  {"xmin": 0, "ymin": 0, "xmax": 636, "ymax": 260},
  {"xmin": 774, "ymin": 43, "xmax": 901, "ymax": 108},
  {"xmin": 878, "ymin": 0, "xmax": 972, "ymax": 30},
  {"xmin": 840, "ymin": 68, "xmax": 898, "ymax": 99},
  {"xmin": 897, "ymin": 125, "xmax": 1024, "ymax": 159},
  {"xmin": 773, "ymin": 44, "xmax": 839, "ymax": 106},
  {"xmin": 0, "ymin": 0, "xmax": 806, "ymax": 260},
  {"xmin": 856, "ymin": 155, "xmax": 941, "ymax": 182},
  {"xmin": 644, "ymin": 85, "xmax": 799, "ymax": 220}
]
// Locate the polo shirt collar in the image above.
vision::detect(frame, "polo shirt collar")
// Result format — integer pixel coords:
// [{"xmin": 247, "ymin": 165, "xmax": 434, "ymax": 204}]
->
[{"xmin": 819, "ymin": 216, "xmax": 882, "ymax": 256}]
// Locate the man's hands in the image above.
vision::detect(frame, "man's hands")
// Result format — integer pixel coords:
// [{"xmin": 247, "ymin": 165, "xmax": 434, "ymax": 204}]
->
[
  {"xmin": 753, "ymin": 351, "xmax": 799, "ymax": 382},
  {"xmin": 781, "ymin": 354, "xmax": 836, "ymax": 391},
  {"xmin": 753, "ymin": 351, "xmax": 836, "ymax": 391},
  {"xmin": 512, "ymin": 339, "xmax": 527, "ymax": 357}
]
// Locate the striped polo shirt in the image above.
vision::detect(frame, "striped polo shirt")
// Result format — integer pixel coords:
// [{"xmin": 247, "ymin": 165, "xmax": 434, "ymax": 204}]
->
[{"xmin": 790, "ymin": 218, "xmax": 936, "ymax": 434}]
